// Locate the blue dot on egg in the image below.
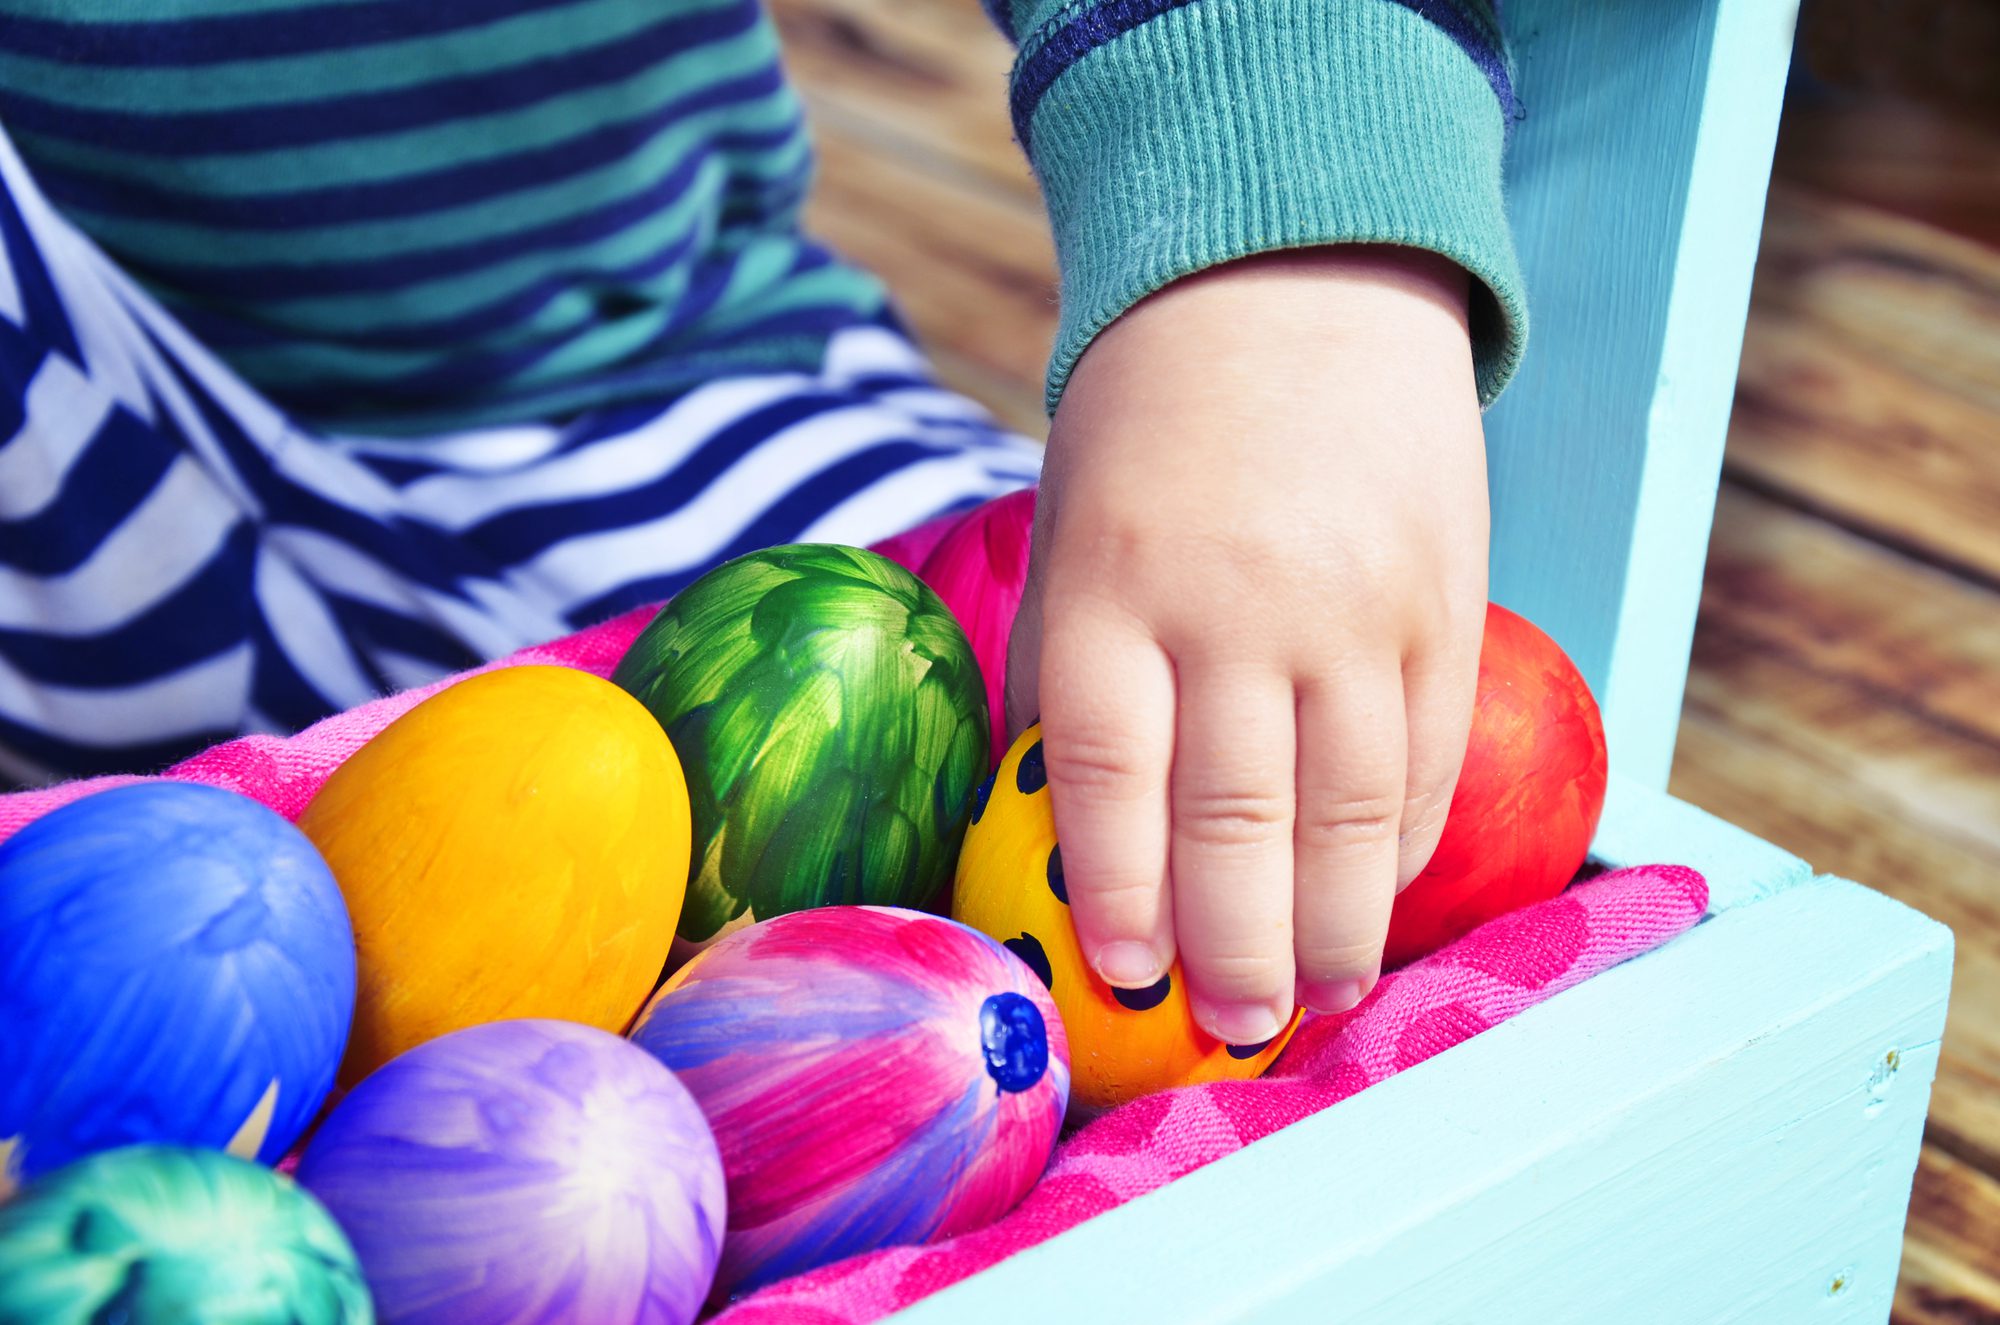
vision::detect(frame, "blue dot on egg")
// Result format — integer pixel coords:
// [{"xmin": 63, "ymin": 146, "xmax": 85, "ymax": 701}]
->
[
  {"xmin": 1045, "ymin": 845, "xmax": 1066, "ymax": 905},
  {"xmin": 979, "ymin": 992, "xmax": 1049, "ymax": 1094},
  {"xmin": 1226, "ymin": 1037, "xmax": 1277, "ymax": 1060},
  {"xmin": 1015, "ymin": 741, "xmax": 1047, "ymax": 795},
  {"xmin": 969, "ymin": 774, "xmax": 994, "ymax": 826}
]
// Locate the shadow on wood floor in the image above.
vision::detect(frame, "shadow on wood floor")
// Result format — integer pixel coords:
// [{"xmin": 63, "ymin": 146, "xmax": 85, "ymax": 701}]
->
[{"xmin": 770, "ymin": 1, "xmax": 2000, "ymax": 1317}]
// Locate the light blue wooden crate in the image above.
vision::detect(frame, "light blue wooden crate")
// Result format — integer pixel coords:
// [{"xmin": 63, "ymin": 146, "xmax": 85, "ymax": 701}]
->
[
  {"xmin": 899, "ymin": 782, "xmax": 1951, "ymax": 1323},
  {"xmin": 896, "ymin": 1, "xmax": 1956, "ymax": 1319}
]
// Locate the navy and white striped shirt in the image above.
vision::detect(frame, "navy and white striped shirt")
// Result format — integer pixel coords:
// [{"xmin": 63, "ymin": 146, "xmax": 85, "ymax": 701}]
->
[{"xmin": 0, "ymin": 0, "xmax": 1523, "ymax": 433}]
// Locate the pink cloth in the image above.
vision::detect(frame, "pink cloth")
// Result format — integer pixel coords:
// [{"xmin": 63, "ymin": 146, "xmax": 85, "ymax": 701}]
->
[
  {"xmin": 712, "ymin": 862, "xmax": 1708, "ymax": 1325},
  {"xmin": 0, "ymin": 522, "xmax": 1707, "ymax": 1323}
]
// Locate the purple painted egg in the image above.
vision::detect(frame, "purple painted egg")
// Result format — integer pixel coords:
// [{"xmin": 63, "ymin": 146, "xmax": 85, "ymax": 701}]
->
[
  {"xmin": 628, "ymin": 906, "xmax": 1068, "ymax": 1298},
  {"xmin": 297, "ymin": 1020, "xmax": 724, "ymax": 1325}
]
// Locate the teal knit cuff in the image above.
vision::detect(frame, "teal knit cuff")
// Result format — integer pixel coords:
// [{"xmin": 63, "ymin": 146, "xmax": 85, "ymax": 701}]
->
[{"xmin": 1016, "ymin": 0, "xmax": 1526, "ymax": 412}]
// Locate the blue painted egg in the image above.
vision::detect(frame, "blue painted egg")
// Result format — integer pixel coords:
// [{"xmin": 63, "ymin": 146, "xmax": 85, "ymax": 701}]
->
[{"xmin": 0, "ymin": 784, "xmax": 357, "ymax": 1193}]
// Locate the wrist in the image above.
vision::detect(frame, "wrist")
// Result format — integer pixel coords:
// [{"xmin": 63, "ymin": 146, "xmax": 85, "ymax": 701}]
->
[
  {"xmin": 1066, "ymin": 245, "xmax": 1479, "ymax": 415},
  {"xmin": 1141, "ymin": 245, "xmax": 1472, "ymax": 346},
  {"xmin": 1015, "ymin": 0, "xmax": 1526, "ymax": 412}
]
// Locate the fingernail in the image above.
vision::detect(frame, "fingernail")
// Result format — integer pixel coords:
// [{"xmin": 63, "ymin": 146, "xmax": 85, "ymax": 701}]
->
[
  {"xmin": 1198, "ymin": 1001, "xmax": 1285, "ymax": 1047},
  {"xmin": 1301, "ymin": 979, "xmax": 1370, "ymax": 1015},
  {"xmin": 1093, "ymin": 941, "xmax": 1164, "ymax": 987}
]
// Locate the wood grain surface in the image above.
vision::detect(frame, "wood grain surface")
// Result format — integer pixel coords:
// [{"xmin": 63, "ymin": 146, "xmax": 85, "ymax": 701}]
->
[
  {"xmin": 1685, "ymin": 125, "xmax": 2000, "ymax": 1322},
  {"xmin": 1894, "ymin": 1146, "xmax": 2000, "ymax": 1325},
  {"xmin": 766, "ymin": 0, "xmax": 2000, "ymax": 1315},
  {"xmin": 1728, "ymin": 184, "xmax": 2000, "ymax": 587}
]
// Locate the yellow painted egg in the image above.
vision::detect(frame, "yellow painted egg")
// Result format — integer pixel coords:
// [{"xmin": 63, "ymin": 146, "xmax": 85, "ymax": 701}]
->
[
  {"xmin": 952, "ymin": 725, "xmax": 1301, "ymax": 1116},
  {"xmin": 298, "ymin": 666, "xmax": 691, "ymax": 1086}
]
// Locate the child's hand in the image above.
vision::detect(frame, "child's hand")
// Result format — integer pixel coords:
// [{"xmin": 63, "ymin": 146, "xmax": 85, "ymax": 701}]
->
[{"xmin": 1006, "ymin": 246, "xmax": 1489, "ymax": 1045}]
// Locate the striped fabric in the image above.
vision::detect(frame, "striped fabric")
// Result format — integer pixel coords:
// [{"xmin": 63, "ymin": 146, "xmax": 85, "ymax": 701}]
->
[
  {"xmin": 0, "ymin": 125, "xmax": 1041, "ymax": 784},
  {"xmin": 0, "ymin": 0, "xmax": 1525, "ymax": 783},
  {"xmin": 0, "ymin": 0, "xmax": 1525, "ymax": 436},
  {"xmin": 0, "ymin": 0, "xmax": 890, "ymax": 435}
]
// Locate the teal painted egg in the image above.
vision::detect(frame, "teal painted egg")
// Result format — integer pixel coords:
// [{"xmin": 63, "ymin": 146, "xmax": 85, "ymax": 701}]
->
[
  {"xmin": 611, "ymin": 544, "xmax": 989, "ymax": 949},
  {"xmin": 0, "ymin": 1145, "xmax": 372, "ymax": 1325}
]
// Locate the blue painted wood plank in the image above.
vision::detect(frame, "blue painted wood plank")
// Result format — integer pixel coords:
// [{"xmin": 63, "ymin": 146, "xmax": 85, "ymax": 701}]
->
[
  {"xmin": 1485, "ymin": 0, "xmax": 1797, "ymax": 787},
  {"xmin": 1592, "ymin": 772, "xmax": 1811, "ymax": 912},
  {"xmin": 898, "ymin": 872, "xmax": 1951, "ymax": 1323}
]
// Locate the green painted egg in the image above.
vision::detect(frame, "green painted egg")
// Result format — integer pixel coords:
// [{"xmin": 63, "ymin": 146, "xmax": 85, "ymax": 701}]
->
[
  {"xmin": 0, "ymin": 1145, "xmax": 372, "ymax": 1325},
  {"xmin": 612, "ymin": 544, "xmax": 989, "ymax": 949}
]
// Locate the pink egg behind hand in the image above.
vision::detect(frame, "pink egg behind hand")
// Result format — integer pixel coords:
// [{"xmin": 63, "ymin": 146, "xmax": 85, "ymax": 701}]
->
[
  {"xmin": 895, "ymin": 488, "xmax": 1035, "ymax": 767},
  {"xmin": 867, "ymin": 508, "xmax": 967, "ymax": 575}
]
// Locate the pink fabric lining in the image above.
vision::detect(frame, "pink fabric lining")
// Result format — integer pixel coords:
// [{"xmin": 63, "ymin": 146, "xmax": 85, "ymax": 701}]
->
[
  {"xmin": 715, "ymin": 862, "xmax": 1708, "ymax": 1324},
  {"xmin": 0, "ymin": 519, "xmax": 1708, "ymax": 1322}
]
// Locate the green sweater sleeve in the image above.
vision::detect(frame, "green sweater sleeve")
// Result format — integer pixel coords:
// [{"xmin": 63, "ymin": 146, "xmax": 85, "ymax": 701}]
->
[{"xmin": 985, "ymin": 0, "xmax": 1527, "ymax": 411}]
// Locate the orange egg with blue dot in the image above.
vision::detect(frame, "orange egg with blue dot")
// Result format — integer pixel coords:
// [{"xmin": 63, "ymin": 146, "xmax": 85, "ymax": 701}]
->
[{"xmin": 952, "ymin": 725, "xmax": 1301, "ymax": 1116}]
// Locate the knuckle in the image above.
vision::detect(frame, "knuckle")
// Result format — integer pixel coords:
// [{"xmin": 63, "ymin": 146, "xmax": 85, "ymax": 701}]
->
[
  {"xmin": 1174, "ymin": 786, "xmax": 1292, "ymax": 848},
  {"xmin": 1297, "ymin": 795, "xmax": 1402, "ymax": 852},
  {"xmin": 1187, "ymin": 949, "xmax": 1292, "ymax": 1001},
  {"xmin": 1045, "ymin": 734, "xmax": 1153, "ymax": 798},
  {"xmin": 1051, "ymin": 508, "xmax": 1172, "ymax": 582},
  {"xmin": 1070, "ymin": 871, "xmax": 1162, "ymax": 912},
  {"xmin": 1206, "ymin": 529, "xmax": 1294, "ymax": 580},
  {"xmin": 1295, "ymin": 937, "xmax": 1385, "ymax": 981}
]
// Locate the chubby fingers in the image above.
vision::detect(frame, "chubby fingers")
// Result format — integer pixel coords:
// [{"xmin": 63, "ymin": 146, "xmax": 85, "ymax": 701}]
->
[
  {"xmin": 1292, "ymin": 666, "xmax": 1407, "ymax": 1014},
  {"xmin": 1035, "ymin": 601, "xmax": 1178, "ymax": 991},
  {"xmin": 1168, "ymin": 664, "xmax": 1297, "ymax": 1045}
]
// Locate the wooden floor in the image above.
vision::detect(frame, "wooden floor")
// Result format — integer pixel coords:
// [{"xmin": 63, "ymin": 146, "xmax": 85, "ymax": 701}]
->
[
  {"xmin": 769, "ymin": 1, "xmax": 2000, "ymax": 1317},
  {"xmin": 1684, "ymin": 98, "xmax": 2000, "ymax": 1325}
]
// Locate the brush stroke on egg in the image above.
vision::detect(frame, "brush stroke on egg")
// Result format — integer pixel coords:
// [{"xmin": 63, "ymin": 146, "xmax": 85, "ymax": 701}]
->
[
  {"xmin": 629, "ymin": 907, "xmax": 1068, "ymax": 1297},
  {"xmin": 0, "ymin": 784, "xmax": 355, "ymax": 1192},
  {"xmin": 298, "ymin": 1019, "xmax": 724, "ymax": 1325},
  {"xmin": 0, "ymin": 1145, "xmax": 371, "ymax": 1325},
  {"xmin": 610, "ymin": 545, "xmax": 989, "ymax": 947}
]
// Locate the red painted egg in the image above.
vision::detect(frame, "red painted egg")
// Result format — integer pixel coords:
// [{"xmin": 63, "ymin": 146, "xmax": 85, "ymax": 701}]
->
[{"xmin": 1383, "ymin": 604, "xmax": 1609, "ymax": 968}]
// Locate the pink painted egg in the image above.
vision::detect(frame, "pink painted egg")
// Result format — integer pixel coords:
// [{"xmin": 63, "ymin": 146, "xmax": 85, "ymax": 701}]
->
[
  {"xmin": 627, "ymin": 906, "xmax": 1067, "ymax": 1299},
  {"xmin": 866, "ymin": 508, "xmax": 965, "ymax": 574},
  {"xmin": 911, "ymin": 487, "xmax": 1035, "ymax": 766}
]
